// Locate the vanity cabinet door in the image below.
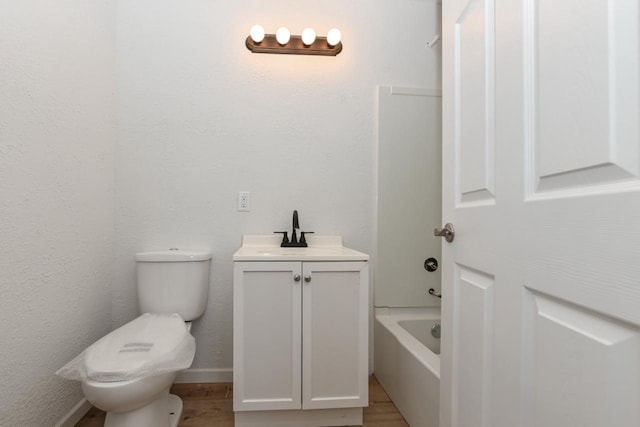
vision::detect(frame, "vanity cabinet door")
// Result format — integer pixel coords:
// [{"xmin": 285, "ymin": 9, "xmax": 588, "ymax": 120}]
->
[
  {"xmin": 233, "ymin": 261, "xmax": 302, "ymax": 411},
  {"xmin": 301, "ymin": 261, "xmax": 369, "ymax": 409}
]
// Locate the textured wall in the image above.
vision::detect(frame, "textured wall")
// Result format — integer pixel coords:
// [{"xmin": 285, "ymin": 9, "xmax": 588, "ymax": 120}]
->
[
  {"xmin": 114, "ymin": 0, "xmax": 441, "ymax": 373},
  {"xmin": 0, "ymin": 1, "xmax": 115, "ymax": 425}
]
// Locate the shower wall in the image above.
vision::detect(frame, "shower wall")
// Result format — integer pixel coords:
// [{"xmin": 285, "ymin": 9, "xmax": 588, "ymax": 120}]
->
[{"xmin": 375, "ymin": 86, "xmax": 442, "ymax": 307}]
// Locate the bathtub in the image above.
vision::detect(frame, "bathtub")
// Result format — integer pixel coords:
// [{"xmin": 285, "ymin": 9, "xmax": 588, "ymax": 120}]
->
[{"xmin": 374, "ymin": 307, "xmax": 440, "ymax": 427}]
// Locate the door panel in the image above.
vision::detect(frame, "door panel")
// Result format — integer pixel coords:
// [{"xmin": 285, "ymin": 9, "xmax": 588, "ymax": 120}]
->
[
  {"xmin": 524, "ymin": 291, "xmax": 640, "ymax": 427},
  {"xmin": 525, "ymin": 0, "xmax": 640, "ymax": 197},
  {"xmin": 455, "ymin": 0, "xmax": 496, "ymax": 206},
  {"xmin": 453, "ymin": 265, "xmax": 494, "ymax": 427}
]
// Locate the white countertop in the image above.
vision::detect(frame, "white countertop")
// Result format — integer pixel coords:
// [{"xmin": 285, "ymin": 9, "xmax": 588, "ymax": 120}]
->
[{"xmin": 233, "ymin": 235, "xmax": 369, "ymax": 261}]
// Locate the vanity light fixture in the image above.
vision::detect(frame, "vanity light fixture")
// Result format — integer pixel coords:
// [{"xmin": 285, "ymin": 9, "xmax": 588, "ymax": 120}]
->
[{"xmin": 246, "ymin": 25, "xmax": 343, "ymax": 56}]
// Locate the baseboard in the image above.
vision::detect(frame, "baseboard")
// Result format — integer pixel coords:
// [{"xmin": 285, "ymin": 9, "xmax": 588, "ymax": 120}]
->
[
  {"xmin": 175, "ymin": 368, "xmax": 233, "ymax": 383},
  {"xmin": 54, "ymin": 398, "xmax": 93, "ymax": 427}
]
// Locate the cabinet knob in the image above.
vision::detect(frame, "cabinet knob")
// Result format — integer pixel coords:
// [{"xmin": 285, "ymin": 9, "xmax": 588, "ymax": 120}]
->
[
  {"xmin": 293, "ymin": 274, "xmax": 301, "ymax": 282},
  {"xmin": 304, "ymin": 275, "xmax": 312, "ymax": 283}
]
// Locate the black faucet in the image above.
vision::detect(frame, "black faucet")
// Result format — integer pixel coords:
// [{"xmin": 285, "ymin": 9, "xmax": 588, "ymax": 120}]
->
[{"xmin": 274, "ymin": 210, "xmax": 313, "ymax": 247}]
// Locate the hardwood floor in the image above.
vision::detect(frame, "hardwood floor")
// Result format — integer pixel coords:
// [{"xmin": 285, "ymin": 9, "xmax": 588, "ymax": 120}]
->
[{"xmin": 76, "ymin": 375, "xmax": 408, "ymax": 426}]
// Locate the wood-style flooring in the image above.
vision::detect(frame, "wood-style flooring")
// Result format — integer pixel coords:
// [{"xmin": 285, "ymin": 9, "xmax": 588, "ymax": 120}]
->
[{"xmin": 76, "ymin": 375, "xmax": 408, "ymax": 426}]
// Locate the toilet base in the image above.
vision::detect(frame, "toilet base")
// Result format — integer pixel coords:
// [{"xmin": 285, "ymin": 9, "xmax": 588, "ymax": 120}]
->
[
  {"xmin": 103, "ymin": 392, "xmax": 183, "ymax": 427},
  {"xmin": 167, "ymin": 394, "xmax": 183, "ymax": 427}
]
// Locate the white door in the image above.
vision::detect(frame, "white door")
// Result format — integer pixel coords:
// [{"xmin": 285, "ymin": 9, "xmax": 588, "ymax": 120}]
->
[{"xmin": 441, "ymin": 1, "xmax": 640, "ymax": 427}]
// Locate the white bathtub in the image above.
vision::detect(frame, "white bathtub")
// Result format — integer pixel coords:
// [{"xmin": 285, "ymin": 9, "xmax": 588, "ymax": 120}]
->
[{"xmin": 374, "ymin": 307, "xmax": 440, "ymax": 427}]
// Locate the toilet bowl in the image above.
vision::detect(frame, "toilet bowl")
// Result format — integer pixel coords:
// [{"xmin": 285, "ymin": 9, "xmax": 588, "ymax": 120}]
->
[
  {"xmin": 82, "ymin": 372, "xmax": 179, "ymax": 427},
  {"xmin": 56, "ymin": 249, "xmax": 212, "ymax": 427}
]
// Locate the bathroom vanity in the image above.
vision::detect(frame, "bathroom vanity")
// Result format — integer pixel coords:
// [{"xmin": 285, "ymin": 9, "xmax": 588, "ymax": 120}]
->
[{"xmin": 233, "ymin": 235, "xmax": 369, "ymax": 427}]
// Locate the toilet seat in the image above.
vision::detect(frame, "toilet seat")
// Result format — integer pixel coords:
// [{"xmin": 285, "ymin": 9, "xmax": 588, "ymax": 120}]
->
[{"xmin": 83, "ymin": 313, "xmax": 195, "ymax": 382}]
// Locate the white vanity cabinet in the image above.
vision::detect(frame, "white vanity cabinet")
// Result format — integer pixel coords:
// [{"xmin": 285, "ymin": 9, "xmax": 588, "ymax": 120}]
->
[{"xmin": 232, "ymin": 236, "xmax": 369, "ymax": 427}]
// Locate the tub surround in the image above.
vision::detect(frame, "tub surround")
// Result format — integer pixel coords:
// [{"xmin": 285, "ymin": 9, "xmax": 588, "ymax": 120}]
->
[{"xmin": 375, "ymin": 87, "xmax": 443, "ymax": 308}]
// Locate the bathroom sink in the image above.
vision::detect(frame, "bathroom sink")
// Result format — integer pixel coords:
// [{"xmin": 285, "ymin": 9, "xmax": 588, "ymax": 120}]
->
[{"xmin": 233, "ymin": 235, "xmax": 369, "ymax": 261}]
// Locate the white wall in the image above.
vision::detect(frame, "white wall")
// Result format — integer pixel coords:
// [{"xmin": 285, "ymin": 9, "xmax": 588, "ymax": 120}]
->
[
  {"xmin": 114, "ymin": 0, "xmax": 441, "ymax": 373},
  {"xmin": 0, "ymin": 1, "xmax": 115, "ymax": 425}
]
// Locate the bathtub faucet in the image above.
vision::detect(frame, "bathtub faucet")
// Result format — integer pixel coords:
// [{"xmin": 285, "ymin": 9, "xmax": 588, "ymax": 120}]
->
[{"xmin": 428, "ymin": 288, "xmax": 441, "ymax": 298}]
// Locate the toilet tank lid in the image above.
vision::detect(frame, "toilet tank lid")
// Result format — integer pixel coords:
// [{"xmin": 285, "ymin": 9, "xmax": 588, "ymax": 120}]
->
[{"xmin": 136, "ymin": 250, "xmax": 212, "ymax": 262}]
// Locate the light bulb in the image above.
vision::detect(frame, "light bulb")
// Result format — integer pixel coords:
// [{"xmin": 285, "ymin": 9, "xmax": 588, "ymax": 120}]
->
[
  {"xmin": 327, "ymin": 28, "xmax": 341, "ymax": 47},
  {"xmin": 250, "ymin": 25, "xmax": 265, "ymax": 43},
  {"xmin": 276, "ymin": 27, "xmax": 291, "ymax": 45},
  {"xmin": 301, "ymin": 28, "xmax": 316, "ymax": 46}
]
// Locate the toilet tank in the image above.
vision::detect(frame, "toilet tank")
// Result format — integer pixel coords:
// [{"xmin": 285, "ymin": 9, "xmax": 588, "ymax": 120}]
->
[{"xmin": 135, "ymin": 250, "xmax": 212, "ymax": 321}]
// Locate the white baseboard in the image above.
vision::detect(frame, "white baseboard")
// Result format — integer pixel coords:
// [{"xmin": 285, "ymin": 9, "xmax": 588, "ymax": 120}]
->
[
  {"xmin": 175, "ymin": 368, "xmax": 233, "ymax": 383},
  {"xmin": 54, "ymin": 398, "xmax": 93, "ymax": 427}
]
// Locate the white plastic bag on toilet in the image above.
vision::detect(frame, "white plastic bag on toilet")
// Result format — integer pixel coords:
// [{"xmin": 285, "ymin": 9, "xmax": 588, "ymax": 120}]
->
[{"xmin": 56, "ymin": 313, "xmax": 195, "ymax": 382}]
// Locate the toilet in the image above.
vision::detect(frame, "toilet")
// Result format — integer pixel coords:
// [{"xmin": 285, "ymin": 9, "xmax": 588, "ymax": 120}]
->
[{"xmin": 57, "ymin": 249, "xmax": 212, "ymax": 427}]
